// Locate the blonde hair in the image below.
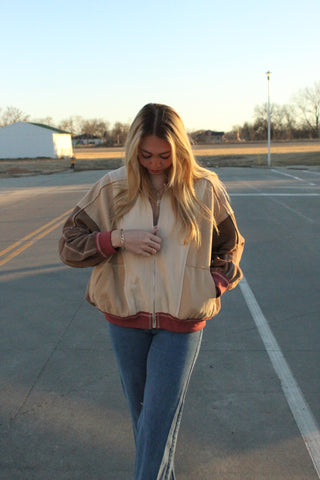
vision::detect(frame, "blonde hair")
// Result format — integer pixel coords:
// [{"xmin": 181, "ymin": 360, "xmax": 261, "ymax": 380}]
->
[{"xmin": 113, "ymin": 103, "xmax": 231, "ymax": 245}]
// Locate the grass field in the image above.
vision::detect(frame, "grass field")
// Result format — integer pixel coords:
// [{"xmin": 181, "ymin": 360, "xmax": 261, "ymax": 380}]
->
[{"xmin": 1, "ymin": 141, "xmax": 320, "ymax": 177}]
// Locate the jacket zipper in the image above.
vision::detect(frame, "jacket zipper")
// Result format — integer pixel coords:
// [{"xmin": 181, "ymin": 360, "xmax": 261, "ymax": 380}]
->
[
  {"xmin": 152, "ymin": 254, "xmax": 157, "ymax": 328},
  {"xmin": 151, "ymin": 191, "xmax": 163, "ymax": 329}
]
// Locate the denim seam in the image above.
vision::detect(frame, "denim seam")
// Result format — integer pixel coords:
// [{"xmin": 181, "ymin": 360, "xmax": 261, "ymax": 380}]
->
[{"xmin": 157, "ymin": 330, "xmax": 203, "ymax": 480}]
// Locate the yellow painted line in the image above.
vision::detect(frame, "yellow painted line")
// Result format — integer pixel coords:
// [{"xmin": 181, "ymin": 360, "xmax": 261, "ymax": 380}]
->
[
  {"xmin": 0, "ymin": 241, "xmax": 34, "ymax": 266},
  {"xmin": 0, "ymin": 208, "xmax": 73, "ymax": 267},
  {"xmin": 0, "ymin": 208, "xmax": 73, "ymax": 258}
]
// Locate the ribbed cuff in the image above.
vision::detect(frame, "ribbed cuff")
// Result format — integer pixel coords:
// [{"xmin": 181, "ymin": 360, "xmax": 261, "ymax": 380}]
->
[
  {"xmin": 95, "ymin": 231, "xmax": 118, "ymax": 257},
  {"xmin": 211, "ymin": 271, "xmax": 230, "ymax": 297}
]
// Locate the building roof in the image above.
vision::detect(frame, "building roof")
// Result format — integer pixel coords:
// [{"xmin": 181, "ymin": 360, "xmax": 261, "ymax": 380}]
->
[
  {"xmin": 28, "ymin": 122, "xmax": 71, "ymax": 134},
  {"xmin": 204, "ymin": 130, "xmax": 225, "ymax": 136}
]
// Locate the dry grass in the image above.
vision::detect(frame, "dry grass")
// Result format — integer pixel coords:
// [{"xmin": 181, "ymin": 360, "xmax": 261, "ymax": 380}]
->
[{"xmin": 1, "ymin": 141, "xmax": 319, "ymax": 177}]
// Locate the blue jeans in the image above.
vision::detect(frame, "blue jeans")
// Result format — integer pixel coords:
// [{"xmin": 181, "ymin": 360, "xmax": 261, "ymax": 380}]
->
[{"xmin": 108, "ymin": 324, "xmax": 203, "ymax": 480}]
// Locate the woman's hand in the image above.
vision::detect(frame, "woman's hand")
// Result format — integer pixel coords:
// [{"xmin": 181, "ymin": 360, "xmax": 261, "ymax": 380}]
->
[{"xmin": 111, "ymin": 228, "xmax": 161, "ymax": 256}]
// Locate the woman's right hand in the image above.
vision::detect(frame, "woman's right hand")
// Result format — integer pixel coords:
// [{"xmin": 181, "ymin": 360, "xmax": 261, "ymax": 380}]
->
[{"xmin": 111, "ymin": 228, "xmax": 161, "ymax": 256}]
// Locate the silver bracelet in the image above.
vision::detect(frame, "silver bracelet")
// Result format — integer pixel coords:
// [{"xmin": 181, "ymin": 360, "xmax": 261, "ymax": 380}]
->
[{"xmin": 120, "ymin": 229, "xmax": 126, "ymax": 249}]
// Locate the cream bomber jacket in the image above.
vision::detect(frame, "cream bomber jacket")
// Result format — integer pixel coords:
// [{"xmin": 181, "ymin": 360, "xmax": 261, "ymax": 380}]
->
[{"xmin": 59, "ymin": 166, "xmax": 244, "ymax": 325}]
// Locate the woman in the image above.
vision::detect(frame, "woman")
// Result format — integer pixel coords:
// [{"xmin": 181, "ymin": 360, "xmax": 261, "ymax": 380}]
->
[{"xmin": 59, "ymin": 103, "xmax": 244, "ymax": 479}]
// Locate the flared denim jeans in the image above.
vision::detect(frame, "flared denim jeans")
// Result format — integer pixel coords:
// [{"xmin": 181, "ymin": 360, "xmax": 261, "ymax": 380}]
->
[{"xmin": 108, "ymin": 324, "xmax": 203, "ymax": 480}]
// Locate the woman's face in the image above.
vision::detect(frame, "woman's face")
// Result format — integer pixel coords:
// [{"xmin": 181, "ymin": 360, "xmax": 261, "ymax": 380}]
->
[{"xmin": 138, "ymin": 135, "xmax": 172, "ymax": 177}]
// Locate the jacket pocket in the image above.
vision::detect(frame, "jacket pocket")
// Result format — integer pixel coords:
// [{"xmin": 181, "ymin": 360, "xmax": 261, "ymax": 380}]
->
[
  {"xmin": 86, "ymin": 262, "xmax": 130, "ymax": 316},
  {"xmin": 178, "ymin": 264, "xmax": 220, "ymax": 320}
]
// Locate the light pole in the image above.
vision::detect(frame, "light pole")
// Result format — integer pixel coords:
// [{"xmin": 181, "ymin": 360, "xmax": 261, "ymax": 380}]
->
[{"xmin": 266, "ymin": 71, "xmax": 271, "ymax": 167}]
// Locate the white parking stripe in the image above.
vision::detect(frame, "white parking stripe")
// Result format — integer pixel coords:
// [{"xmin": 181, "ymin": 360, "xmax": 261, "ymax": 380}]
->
[
  {"xmin": 271, "ymin": 168, "xmax": 316, "ymax": 186},
  {"xmin": 230, "ymin": 193, "xmax": 319, "ymax": 196},
  {"xmin": 230, "ymin": 192, "xmax": 317, "ymax": 222},
  {"xmin": 239, "ymin": 276, "xmax": 320, "ymax": 477},
  {"xmin": 303, "ymin": 170, "xmax": 320, "ymax": 176}
]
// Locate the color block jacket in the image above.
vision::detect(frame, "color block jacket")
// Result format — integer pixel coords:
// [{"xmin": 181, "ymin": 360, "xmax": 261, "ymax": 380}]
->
[{"xmin": 59, "ymin": 167, "xmax": 244, "ymax": 331}]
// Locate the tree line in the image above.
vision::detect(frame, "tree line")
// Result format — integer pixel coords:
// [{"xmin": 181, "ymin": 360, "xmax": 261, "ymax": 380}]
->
[
  {"xmin": 1, "ymin": 81, "xmax": 319, "ymax": 144},
  {"xmin": 0, "ymin": 108, "xmax": 130, "ymax": 147},
  {"xmin": 227, "ymin": 81, "xmax": 320, "ymax": 141}
]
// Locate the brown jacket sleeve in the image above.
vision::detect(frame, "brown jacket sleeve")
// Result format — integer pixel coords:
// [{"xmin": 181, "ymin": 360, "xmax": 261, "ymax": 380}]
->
[
  {"xmin": 59, "ymin": 206, "xmax": 111, "ymax": 268},
  {"xmin": 210, "ymin": 213, "xmax": 245, "ymax": 293}
]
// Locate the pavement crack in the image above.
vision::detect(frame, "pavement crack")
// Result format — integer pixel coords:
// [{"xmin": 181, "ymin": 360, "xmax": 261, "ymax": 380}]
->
[{"xmin": 9, "ymin": 300, "xmax": 85, "ymax": 426}]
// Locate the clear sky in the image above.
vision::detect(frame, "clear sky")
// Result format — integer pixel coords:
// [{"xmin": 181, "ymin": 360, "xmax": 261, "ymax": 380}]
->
[{"xmin": 1, "ymin": 0, "xmax": 320, "ymax": 132}]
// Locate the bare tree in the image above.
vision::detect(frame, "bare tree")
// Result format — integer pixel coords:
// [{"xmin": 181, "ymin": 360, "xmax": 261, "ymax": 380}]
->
[
  {"xmin": 294, "ymin": 81, "xmax": 320, "ymax": 137},
  {"xmin": 59, "ymin": 116, "xmax": 83, "ymax": 135},
  {"xmin": 279, "ymin": 104, "xmax": 296, "ymax": 139},
  {"xmin": 32, "ymin": 116, "xmax": 56, "ymax": 127},
  {"xmin": 0, "ymin": 106, "xmax": 30, "ymax": 127},
  {"xmin": 252, "ymin": 103, "xmax": 297, "ymax": 140},
  {"xmin": 94, "ymin": 120, "xmax": 110, "ymax": 140},
  {"xmin": 111, "ymin": 122, "xmax": 130, "ymax": 146},
  {"xmin": 253, "ymin": 103, "xmax": 273, "ymax": 139},
  {"xmin": 80, "ymin": 118, "xmax": 110, "ymax": 139}
]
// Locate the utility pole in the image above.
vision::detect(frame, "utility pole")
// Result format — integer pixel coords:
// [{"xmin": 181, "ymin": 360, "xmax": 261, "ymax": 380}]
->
[{"xmin": 266, "ymin": 71, "xmax": 271, "ymax": 167}]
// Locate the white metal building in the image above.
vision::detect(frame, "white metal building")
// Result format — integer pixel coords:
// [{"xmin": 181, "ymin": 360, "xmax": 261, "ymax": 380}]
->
[{"xmin": 0, "ymin": 122, "xmax": 73, "ymax": 159}]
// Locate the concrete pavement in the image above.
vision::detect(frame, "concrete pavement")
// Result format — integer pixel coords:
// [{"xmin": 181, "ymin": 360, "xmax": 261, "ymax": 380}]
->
[{"xmin": 1, "ymin": 166, "xmax": 319, "ymax": 479}]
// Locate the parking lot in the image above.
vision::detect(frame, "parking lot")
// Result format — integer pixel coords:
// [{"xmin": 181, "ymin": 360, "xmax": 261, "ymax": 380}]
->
[{"xmin": 1, "ymin": 165, "xmax": 319, "ymax": 479}]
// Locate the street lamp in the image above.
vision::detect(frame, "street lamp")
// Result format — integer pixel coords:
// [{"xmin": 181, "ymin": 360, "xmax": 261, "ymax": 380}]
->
[{"xmin": 266, "ymin": 71, "xmax": 271, "ymax": 167}]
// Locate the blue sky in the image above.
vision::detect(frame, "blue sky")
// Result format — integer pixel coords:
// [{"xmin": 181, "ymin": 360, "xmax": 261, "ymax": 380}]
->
[{"xmin": 1, "ymin": 0, "xmax": 319, "ymax": 132}]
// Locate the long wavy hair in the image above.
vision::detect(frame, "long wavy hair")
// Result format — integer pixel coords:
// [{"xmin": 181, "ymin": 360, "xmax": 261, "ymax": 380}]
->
[{"xmin": 112, "ymin": 103, "xmax": 231, "ymax": 245}]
